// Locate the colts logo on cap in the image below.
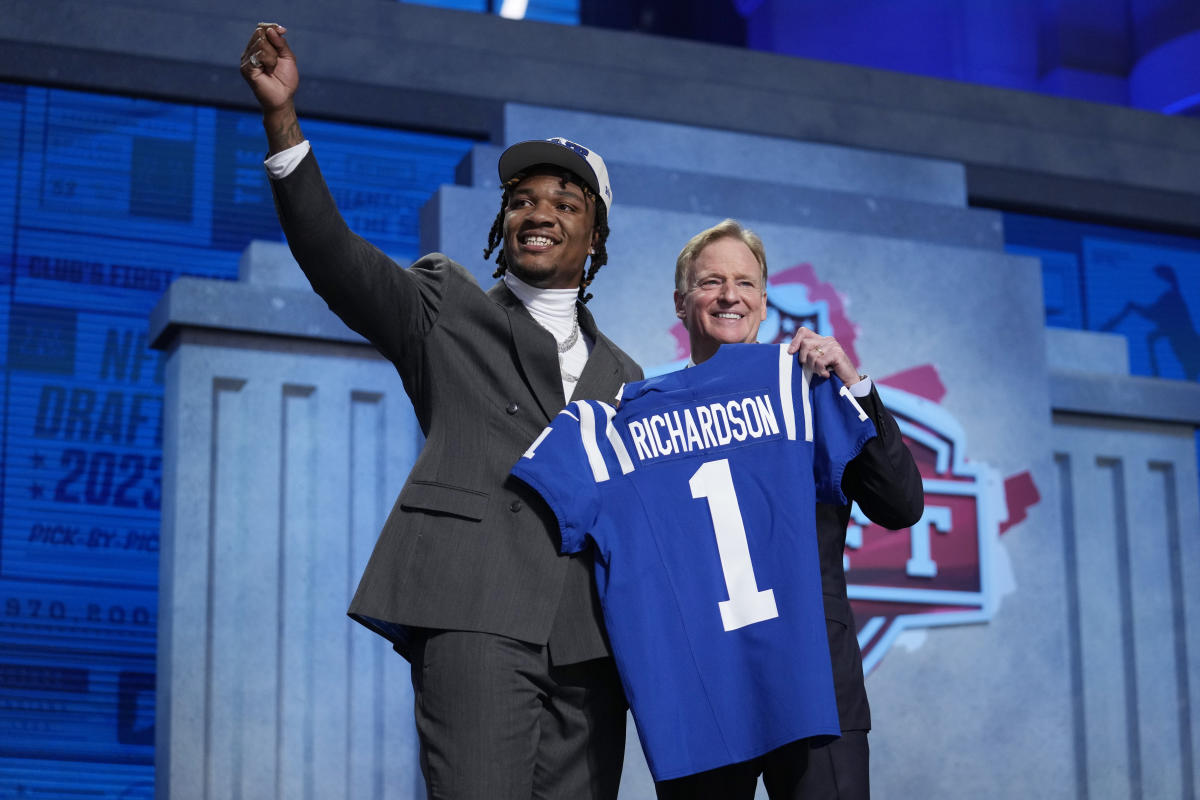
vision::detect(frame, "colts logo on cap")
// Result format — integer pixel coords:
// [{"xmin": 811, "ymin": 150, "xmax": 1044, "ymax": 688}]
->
[{"xmin": 551, "ymin": 138, "xmax": 591, "ymax": 158}]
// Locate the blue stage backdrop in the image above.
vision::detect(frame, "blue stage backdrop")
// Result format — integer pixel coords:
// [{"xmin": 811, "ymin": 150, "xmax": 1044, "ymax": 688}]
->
[
  {"xmin": 0, "ymin": 81, "xmax": 471, "ymax": 797},
  {"xmin": 0, "ymin": 79, "xmax": 1197, "ymax": 795},
  {"xmin": 404, "ymin": 0, "xmax": 579, "ymax": 25}
]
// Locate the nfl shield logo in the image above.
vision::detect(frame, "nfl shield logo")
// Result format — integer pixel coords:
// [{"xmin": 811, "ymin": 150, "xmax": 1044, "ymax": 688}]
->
[
  {"xmin": 846, "ymin": 383, "xmax": 1004, "ymax": 673},
  {"xmin": 661, "ymin": 261, "xmax": 1039, "ymax": 674}
]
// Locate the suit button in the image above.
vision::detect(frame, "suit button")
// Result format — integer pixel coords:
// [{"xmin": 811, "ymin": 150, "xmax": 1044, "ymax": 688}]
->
[
  {"xmin": 510, "ymin": 500, "xmax": 522, "ymax": 513},
  {"xmin": 506, "ymin": 402, "xmax": 519, "ymax": 415}
]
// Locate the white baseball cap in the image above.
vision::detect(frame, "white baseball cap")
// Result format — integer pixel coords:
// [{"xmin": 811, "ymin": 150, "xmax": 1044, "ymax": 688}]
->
[{"xmin": 497, "ymin": 137, "xmax": 613, "ymax": 213}]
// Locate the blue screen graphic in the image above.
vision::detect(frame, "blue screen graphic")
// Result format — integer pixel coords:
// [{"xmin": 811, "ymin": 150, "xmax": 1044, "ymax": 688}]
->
[
  {"xmin": 1004, "ymin": 212, "xmax": 1200, "ymax": 383},
  {"xmin": 0, "ymin": 82, "xmax": 471, "ymax": 795}
]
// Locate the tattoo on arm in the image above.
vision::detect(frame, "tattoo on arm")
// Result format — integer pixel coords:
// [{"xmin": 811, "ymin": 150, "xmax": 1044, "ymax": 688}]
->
[{"xmin": 264, "ymin": 108, "xmax": 304, "ymax": 155}]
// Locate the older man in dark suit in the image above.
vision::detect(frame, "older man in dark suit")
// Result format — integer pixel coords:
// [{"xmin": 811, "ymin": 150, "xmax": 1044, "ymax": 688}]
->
[
  {"xmin": 663, "ymin": 219, "xmax": 923, "ymax": 799},
  {"xmin": 241, "ymin": 24, "xmax": 642, "ymax": 800}
]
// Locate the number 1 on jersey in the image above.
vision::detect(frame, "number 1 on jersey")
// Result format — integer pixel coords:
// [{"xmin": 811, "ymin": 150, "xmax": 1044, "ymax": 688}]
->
[{"xmin": 689, "ymin": 458, "xmax": 779, "ymax": 631}]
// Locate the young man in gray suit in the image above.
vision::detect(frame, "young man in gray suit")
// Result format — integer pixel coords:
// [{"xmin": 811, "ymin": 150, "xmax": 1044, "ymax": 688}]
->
[
  {"xmin": 660, "ymin": 219, "xmax": 923, "ymax": 799},
  {"xmin": 241, "ymin": 24, "xmax": 642, "ymax": 800}
]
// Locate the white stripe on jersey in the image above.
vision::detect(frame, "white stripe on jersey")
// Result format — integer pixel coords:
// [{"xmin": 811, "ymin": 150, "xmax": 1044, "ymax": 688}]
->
[
  {"xmin": 522, "ymin": 426, "xmax": 554, "ymax": 460},
  {"xmin": 778, "ymin": 344, "xmax": 796, "ymax": 441},
  {"xmin": 802, "ymin": 364, "xmax": 813, "ymax": 443},
  {"xmin": 602, "ymin": 403, "xmax": 636, "ymax": 475},
  {"xmin": 777, "ymin": 343, "xmax": 813, "ymax": 442},
  {"xmin": 839, "ymin": 385, "xmax": 869, "ymax": 421},
  {"xmin": 574, "ymin": 401, "xmax": 611, "ymax": 482}
]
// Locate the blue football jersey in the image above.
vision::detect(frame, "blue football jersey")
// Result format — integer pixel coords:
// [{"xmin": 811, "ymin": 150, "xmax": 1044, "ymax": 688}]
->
[{"xmin": 511, "ymin": 343, "xmax": 877, "ymax": 780}]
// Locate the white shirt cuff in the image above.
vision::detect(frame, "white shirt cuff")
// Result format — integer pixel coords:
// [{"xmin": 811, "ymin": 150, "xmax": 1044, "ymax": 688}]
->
[
  {"xmin": 848, "ymin": 376, "xmax": 872, "ymax": 397},
  {"xmin": 264, "ymin": 141, "xmax": 311, "ymax": 179}
]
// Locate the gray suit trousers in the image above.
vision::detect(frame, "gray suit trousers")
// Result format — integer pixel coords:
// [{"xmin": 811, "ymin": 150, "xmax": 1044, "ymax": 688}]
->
[{"xmin": 410, "ymin": 630, "xmax": 627, "ymax": 800}]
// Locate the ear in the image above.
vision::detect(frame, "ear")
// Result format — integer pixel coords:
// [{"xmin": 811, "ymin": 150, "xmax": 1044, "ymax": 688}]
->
[
  {"xmin": 674, "ymin": 290, "xmax": 686, "ymax": 319},
  {"xmin": 759, "ymin": 291, "xmax": 769, "ymax": 323}
]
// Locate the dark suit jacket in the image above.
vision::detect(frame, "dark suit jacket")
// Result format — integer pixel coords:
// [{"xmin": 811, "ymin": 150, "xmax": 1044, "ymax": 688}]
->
[
  {"xmin": 819, "ymin": 385, "xmax": 923, "ymax": 732},
  {"xmin": 271, "ymin": 152, "xmax": 643, "ymax": 664}
]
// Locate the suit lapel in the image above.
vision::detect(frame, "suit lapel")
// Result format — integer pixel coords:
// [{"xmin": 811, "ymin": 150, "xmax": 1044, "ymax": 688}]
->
[
  {"xmin": 488, "ymin": 282, "xmax": 565, "ymax": 420},
  {"xmin": 572, "ymin": 303, "xmax": 625, "ymax": 404}
]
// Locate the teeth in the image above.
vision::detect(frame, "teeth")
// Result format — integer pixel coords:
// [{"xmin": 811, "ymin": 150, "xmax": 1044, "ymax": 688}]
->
[
  {"xmin": 523, "ymin": 235, "xmax": 553, "ymax": 247},
  {"xmin": 716, "ymin": 313, "xmax": 742, "ymax": 319}
]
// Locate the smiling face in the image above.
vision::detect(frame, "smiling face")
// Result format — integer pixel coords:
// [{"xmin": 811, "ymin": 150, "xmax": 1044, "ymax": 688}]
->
[
  {"xmin": 501, "ymin": 169, "xmax": 596, "ymax": 290},
  {"xmin": 675, "ymin": 235, "xmax": 768, "ymax": 365}
]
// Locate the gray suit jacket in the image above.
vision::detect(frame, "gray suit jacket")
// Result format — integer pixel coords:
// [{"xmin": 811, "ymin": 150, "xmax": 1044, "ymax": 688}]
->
[{"xmin": 272, "ymin": 152, "xmax": 643, "ymax": 664}]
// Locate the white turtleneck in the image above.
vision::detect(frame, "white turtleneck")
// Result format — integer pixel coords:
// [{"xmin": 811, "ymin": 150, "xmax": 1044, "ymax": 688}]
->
[{"xmin": 503, "ymin": 272, "xmax": 594, "ymax": 400}]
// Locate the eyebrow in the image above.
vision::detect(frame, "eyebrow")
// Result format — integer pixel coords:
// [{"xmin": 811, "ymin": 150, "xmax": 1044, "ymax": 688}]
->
[{"xmin": 693, "ymin": 270, "xmax": 761, "ymax": 283}]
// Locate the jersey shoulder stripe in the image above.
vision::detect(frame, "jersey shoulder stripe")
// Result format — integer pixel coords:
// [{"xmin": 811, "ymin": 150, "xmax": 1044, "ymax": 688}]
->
[
  {"xmin": 773, "ymin": 342, "xmax": 814, "ymax": 443},
  {"xmin": 570, "ymin": 399, "xmax": 632, "ymax": 484},
  {"xmin": 600, "ymin": 402, "xmax": 636, "ymax": 476}
]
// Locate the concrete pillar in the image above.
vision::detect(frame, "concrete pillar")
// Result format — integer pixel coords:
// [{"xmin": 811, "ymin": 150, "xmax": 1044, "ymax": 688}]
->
[{"xmin": 151, "ymin": 241, "xmax": 424, "ymax": 800}]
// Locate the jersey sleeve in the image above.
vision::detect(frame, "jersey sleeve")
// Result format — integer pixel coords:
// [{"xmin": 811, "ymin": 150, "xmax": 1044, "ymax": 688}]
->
[
  {"xmin": 809, "ymin": 375, "xmax": 878, "ymax": 506},
  {"xmin": 510, "ymin": 403, "xmax": 604, "ymax": 555}
]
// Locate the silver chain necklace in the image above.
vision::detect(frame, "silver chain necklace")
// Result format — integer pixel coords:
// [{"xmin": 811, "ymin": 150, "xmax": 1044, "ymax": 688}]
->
[
  {"xmin": 556, "ymin": 307, "xmax": 580, "ymax": 354},
  {"xmin": 538, "ymin": 307, "xmax": 581, "ymax": 383}
]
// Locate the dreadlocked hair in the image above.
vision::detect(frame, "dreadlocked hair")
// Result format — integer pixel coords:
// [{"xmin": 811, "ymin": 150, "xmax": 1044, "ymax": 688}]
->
[
  {"xmin": 481, "ymin": 175, "xmax": 517, "ymax": 274},
  {"xmin": 482, "ymin": 171, "xmax": 610, "ymax": 304}
]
